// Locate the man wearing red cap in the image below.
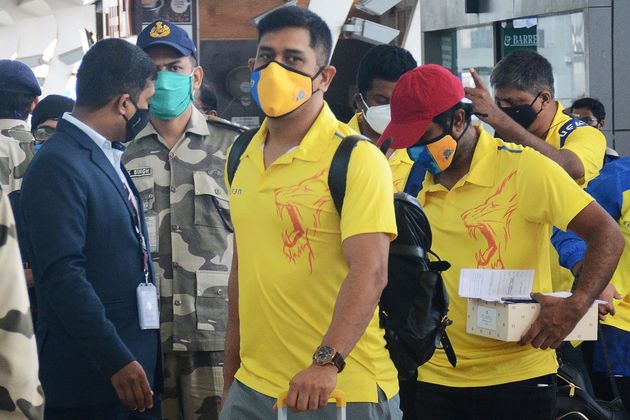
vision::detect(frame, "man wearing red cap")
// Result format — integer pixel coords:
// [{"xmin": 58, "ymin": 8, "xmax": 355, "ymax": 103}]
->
[{"xmin": 378, "ymin": 64, "xmax": 623, "ymax": 419}]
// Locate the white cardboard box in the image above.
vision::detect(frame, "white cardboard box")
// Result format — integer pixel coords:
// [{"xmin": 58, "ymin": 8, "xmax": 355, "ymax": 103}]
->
[{"xmin": 466, "ymin": 298, "xmax": 599, "ymax": 342}]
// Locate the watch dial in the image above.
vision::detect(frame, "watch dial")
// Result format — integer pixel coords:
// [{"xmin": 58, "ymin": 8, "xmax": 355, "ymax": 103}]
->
[{"xmin": 316, "ymin": 346, "xmax": 334, "ymax": 361}]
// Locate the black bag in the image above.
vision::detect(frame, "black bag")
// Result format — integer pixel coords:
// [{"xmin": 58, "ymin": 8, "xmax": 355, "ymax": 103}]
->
[
  {"xmin": 556, "ymin": 364, "xmax": 629, "ymax": 420},
  {"xmin": 379, "ymin": 192, "xmax": 456, "ymax": 381},
  {"xmin": 227, "ymin": 132, "xmax": 456, "ymax": 380}
]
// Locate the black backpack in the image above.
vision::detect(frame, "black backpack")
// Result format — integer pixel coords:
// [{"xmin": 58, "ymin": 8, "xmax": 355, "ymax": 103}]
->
[
  {"xmin": 556, "ymin": 363, "xmax": 630, "ymax": 420},
  {"xmin": 226, "ymin": 130, "xmax": 456, "ymax": 380},
  {"xmin": 379, "ymin": 190, "xmax": 456, "ymax": 380}
]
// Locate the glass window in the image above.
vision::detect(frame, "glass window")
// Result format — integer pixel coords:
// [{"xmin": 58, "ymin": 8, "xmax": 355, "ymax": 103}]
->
[
  {"xmin": 537, "ymin": 12, "xmax": 586, "ymax": 105},
  {"xmin": 456, "ymin": 25, "xmax": 494, "ymax": 90},
  {"xmin": 456, "ymin": 25, "xmax": 494, "ymax": 130}
]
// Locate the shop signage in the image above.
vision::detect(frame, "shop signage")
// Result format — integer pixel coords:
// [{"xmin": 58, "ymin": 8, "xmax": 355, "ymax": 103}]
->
[{"xmin": 502, "ymin": 27, "xmax": 537, "ymax": 56}]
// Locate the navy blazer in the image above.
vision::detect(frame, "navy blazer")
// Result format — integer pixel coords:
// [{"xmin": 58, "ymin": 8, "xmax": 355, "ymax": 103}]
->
[{"xmin": 20, "ymin": 118, "xmax": 162, "ymax": 408}]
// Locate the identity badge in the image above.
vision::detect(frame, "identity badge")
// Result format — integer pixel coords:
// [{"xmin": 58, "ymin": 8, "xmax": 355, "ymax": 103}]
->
[
  {"xmin": 137, "ymin": 283, "xmax": 160, "ymax": 330},
  {"xmin": 145, "ymin": 211, "xmax": 159, "ymax": 254}
]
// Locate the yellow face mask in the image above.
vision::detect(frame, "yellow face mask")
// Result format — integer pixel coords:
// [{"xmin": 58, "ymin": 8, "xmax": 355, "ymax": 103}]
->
[{"xmin": 250, "ymin": 61, "xmax": 322, "ymax": 118}]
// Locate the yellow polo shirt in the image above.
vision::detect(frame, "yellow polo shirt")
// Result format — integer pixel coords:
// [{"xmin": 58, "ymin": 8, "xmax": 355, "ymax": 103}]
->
[
  {"xmin": 389, "ymin": 149, "xmax": 413, "ymax": 193},
  {"xmin": 584, "ymin": 161, "xmax": 630, "ymax": 332},
  {"xmin": 545, "ymin": 101, "xmax": 605, "ymax": 187},
  {"xmin": 417, "ymin": 127, "xmax": 593, "ymax": 387},
  {"xmin": 228, "ymin": 103, "xmax": 399, "ymax": 402},
  {"xmin": 545, "ymin": 102, "xmax": 605, "ymax": 292},
  {"xmin": 348, "ymin": 112, "xmax": 413, "ymax": 192},
  {"xmin": 347, "ymin": 112, "xmax": 361, "ymax": 133},
  {"xmin": 604, "ymin": 188, "xmax": 630, "ymax": 332}
]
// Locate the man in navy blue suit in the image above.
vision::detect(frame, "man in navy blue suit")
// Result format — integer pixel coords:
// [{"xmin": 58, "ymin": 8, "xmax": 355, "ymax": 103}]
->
[{"xmin": 20, "ymin": 38, "xmax": 162, "ymax": 419}]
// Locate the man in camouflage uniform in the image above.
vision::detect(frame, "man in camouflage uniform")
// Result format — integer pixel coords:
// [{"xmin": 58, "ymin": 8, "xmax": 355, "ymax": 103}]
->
[
  {"xmin": 124, "ymin": 20, "xmax": 244, "ymax": 420},
  {"xmin": 0, "ymin": 60, "xmax": 40, "ymax": 193},
  {"xmin": 0, "ymin": 186, "xmax": 44, "ymax": 419}
]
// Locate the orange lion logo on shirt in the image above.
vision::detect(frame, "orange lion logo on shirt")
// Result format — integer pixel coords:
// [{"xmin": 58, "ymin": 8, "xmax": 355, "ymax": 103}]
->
[
  {"xmin": 461, "ymin": 171, "xmax": 517, "ymax": 269},
  {"xmin": 273, "ymin": 169, "xmax": 331, "ymax": 272}
]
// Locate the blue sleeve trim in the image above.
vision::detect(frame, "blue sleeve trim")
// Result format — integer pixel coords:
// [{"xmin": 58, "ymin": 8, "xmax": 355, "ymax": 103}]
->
[
  {"xmin": 558, "ymin": 118, "xmax": 588, "ymax": 148},
  {"xmin": 497, "ymin": 145, "xmax": 523, "ymax": 153}
]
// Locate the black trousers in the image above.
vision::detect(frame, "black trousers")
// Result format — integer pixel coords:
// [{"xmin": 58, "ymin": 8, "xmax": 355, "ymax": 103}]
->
[
  {"xmin": 414, "ymin": 374, "xmax": 557, "ymax": 420},
  {"xmin": 45, "ymin": 399, "xmax": 161, "ymax": 420}
]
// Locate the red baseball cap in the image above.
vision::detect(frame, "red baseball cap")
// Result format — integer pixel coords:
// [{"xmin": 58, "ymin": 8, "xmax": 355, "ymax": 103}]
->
[{"xmin": 378, "ymin": 64, "xmax": 464, "ymax": 149}]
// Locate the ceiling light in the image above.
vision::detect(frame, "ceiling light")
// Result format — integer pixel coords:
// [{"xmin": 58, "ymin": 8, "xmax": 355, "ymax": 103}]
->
[
  {"xmin": 252, "ymin": 0, "xmax": 298, "ymax": 26},
  {"xmin": 355, "ymin": 0, "xmax": 402, "ymax": 16},
  {"xmin": 341, "ymin": 17, "xmax": 399, "ymax": 45}
]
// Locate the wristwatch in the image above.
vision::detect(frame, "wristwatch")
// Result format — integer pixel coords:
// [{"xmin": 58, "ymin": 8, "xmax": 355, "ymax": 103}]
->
[{"xmin": 312, "ymin": 345, "xmax": 345, "ymax": 373}]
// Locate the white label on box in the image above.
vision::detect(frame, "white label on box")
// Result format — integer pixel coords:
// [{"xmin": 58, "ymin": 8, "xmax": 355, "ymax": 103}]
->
[
  {"xmin": 477, "ymin": 305, "xmax": 497, "ymax": 330},
  {"xmin": 459, "ymin": 269, "xmax": 534, "ymax": 301}
]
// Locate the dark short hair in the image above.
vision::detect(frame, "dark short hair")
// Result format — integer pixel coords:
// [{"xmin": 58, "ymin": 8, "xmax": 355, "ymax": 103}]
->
[
  {"xmin": 257, "ymin": 6, "xmax": 332, "ymax": 66},
  {"xmin": 491, "ymin": 50, "xmax": 555, "ymax": 97},
  {"xmin": 357, "ymin": 45, "xmax": 417, "ymax": 94},
  {"xmin": 0, "ymin": 92, "xmax": 36, "ymax": 120},
  {"xmin": 76, "ymin": 38, "xmax": 157, "ymax": 109},
  {"xmin": 199, "ymin": 80, "xmax": 218, "ymax": 111},
  {"xmin": 433, "ymin": 102, "xmax": 473, "ymax": 130},
  {"xmin": 571, "ymin": 97, "xmax": 606, "ymax": 121}
]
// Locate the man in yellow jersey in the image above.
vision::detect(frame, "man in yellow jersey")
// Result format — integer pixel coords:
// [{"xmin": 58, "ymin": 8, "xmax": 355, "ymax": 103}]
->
[
  {"xmin": 378, "ymin": 64, "xmax": 623, "ymax": 419},
  {"xmin": 552, "ymin": 158, "xmax": 630, "ymax": 411},
  {"xmin": 347, "ymin": 45, "xmax": 416, "ymax": 193},
  {"xmin": 220, "ymin": 7, "xmax": 401, "ymax": 419}
]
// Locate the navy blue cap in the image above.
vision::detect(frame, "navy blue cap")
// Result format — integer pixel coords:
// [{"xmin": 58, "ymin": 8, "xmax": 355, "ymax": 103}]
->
[
  {"xmin": 0, "ymin": 59, "xmax": 41, "ymax": 96},
  {"xmin": 137, "ymin": 20, "xmax": 197, "ymax": 60},
  {"xmin": 31, "ymin": 94, "xmax": 75, "ymax": 133}
]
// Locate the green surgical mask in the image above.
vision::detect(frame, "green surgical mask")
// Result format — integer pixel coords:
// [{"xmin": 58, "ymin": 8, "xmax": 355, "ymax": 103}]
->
[{"xmin": 150, "ymin": 71, "xmax": 194, "ymax": 120}]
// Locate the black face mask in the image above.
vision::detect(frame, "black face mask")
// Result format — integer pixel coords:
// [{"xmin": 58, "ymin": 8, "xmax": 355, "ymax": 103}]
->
[
  {"xmin": 122, "ymin": 99, "xmax": 150, "ymax": 143},
  {"xmin": 499, "ymin": 92, "xmax": 543, "ymax": 130}
]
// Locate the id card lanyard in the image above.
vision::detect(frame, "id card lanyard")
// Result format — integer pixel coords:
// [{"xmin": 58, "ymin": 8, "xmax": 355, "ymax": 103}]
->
[{"xmin": 126, "ymin": 183, "xmax": 160, "ymax": 330}]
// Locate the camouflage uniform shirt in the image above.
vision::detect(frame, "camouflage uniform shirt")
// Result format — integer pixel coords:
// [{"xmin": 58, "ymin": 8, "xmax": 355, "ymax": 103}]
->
[
  {"xmin": 123, "ymin": 107, "xmax": 242, "ymax": 352},
  {"xmin": 0, "ymin": 186, "xmax": 44, "ymax": 419},
  {"xmin": 0, "ymin": 119, "xmax": 34, "ymax": 193}
]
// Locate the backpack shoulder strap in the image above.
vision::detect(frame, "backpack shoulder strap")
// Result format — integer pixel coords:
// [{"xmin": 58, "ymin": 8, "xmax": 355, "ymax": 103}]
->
[
  {"xmin": 403, "ymin": 161, "xmax": 427, "ymax": 196},
  {"xmin": 227, "ymin": 128, "xmax": 258, "ymax": 187},
  {"xmin": 328, "ymin": 134, "xmax": 368, "ymax": 215}
]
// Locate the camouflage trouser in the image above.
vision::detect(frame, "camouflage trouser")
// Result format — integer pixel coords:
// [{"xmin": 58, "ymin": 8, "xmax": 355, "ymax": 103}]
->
[{"xmin": 163, "ymin": 351, "xmax": 224, "ymax": 420}]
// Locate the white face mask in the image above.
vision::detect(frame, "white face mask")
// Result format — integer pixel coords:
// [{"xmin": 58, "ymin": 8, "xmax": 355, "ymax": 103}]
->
[{"xmin": 361, "ymin": 95, "xmax": 391, "ymax": 134}]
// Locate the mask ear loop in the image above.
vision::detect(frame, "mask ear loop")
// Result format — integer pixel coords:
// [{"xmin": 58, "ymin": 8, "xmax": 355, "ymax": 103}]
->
[
  {"xmin": 122, "ymin": 97, "xmax": 139, "ymax": 124},
  {"xmin": 448, "ymin": 107, "xmax": 471, "ymax": 143},
  {"xmin": 530, "ymin": 91, "xmax": 545, "ymax": 118},
  {"xmin": 311, "ymin": 65, "xmax": 326, "ymax": 95},
  {"xmin": 359, "ymin": 93, "xmax": 369, "ymax": 113}
]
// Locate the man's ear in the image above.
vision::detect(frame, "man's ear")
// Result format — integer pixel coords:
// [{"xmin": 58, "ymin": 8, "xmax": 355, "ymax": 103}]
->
[
  {"xmin": 454, "ymin": 108, "xmax": 467, "ymax": 131},
  {"xmin": 316, "ymin": 65, "xmax": 336, "ymax": 94},
  {"xmin": 29, "ymin": 97, "xmax": 39, "ymax": 115},
  {"xmin": 116, "ymin": 93, "xmax": 131, "ymax": 116},
  {"xmin": 192, "ymin": 66, "xmax": 204, "ymax": 91},
  {"xmin": 453, "ymin": 108, "xmax": 466, "ymax": 138},
  {"xmin": 598, "ymin": 119, "xmax": 606, "ymax": 130},
  {"xmin": 540, "ymin": 90, "xmax": 553, "ymax": 108},
  {"xmin": 248, "ymin": 58, "xmax": 256, "ymax": 72}
]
